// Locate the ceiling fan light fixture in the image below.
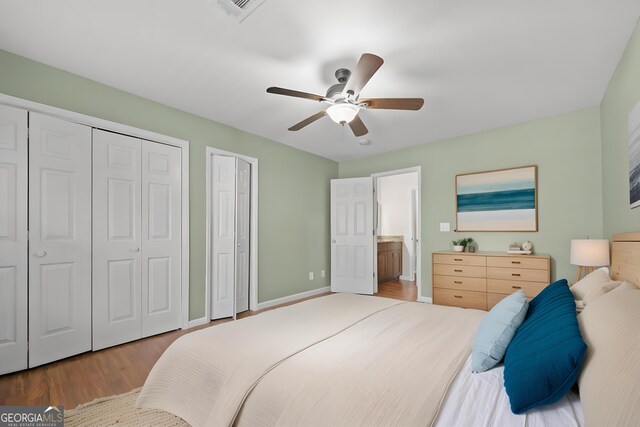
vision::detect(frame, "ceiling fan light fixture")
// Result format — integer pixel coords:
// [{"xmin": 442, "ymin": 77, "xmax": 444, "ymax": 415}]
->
[{"xmin": 326, "ymin": 103, "xmax": 359, "ymax": 124}]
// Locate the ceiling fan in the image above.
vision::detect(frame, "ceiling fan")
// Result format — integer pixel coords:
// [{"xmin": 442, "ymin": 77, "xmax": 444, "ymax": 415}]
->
[{"xmin": 266, "ymin": 53, "xmax": 424, "ymax": 137}]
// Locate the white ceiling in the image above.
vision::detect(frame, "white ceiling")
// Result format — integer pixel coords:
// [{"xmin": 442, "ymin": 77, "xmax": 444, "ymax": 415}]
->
[{"xmin": 0, "ymin": 1, "xmax": 638, "ymax": 161}]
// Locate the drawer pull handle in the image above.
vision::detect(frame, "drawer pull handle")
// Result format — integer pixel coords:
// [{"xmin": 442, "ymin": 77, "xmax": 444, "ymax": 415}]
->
[
  {"xmin": 511, "ymin": 261, "xmax": 521, "ymax": 264},
  {"xmin": 454, "ymin": 295, "xmax": 462, "ymax": 299},
  {"xmin": 512, "ymin": 273, "xmax": 521, "ymax": 277},
  {"xmin": 454, "ymin": 258, "xmax": 463, "ymax": 261},
  {"xmin": 454, "ymin": 269, "xmax": 463, "ymax": 272},
  {"xmin": 454, "ymin": 281, "xmax": 463, "ymax": 284},
  {"xmin": 512, "ymin": 286, "xmax": 522, "ymax": 289}
]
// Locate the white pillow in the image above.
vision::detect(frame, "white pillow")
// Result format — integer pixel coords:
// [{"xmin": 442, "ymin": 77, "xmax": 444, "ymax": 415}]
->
[
  {"xmin": 570, "ymin": 267, "xmax": 612, "ymax": 300},
  {"xmin": 609, "ymin": 280, "xmax": 639, "ymax": 293},
  {"xmin": 578, "ymin": 288, "xmax": 640, "ymax": 426},
  {"xmin": 582, "ymin": 281, "xmax": 621, "ymax": 306}
]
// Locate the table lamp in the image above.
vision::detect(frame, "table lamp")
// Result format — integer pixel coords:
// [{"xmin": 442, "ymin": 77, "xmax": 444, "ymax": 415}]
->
[{"xmin": 570, "ymin": 239, "xmax": 610, "ymax": 282}]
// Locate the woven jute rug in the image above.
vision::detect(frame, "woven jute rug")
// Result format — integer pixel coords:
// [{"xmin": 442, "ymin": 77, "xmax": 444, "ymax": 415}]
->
[{"xmin": 64, "ymin": 388, "xmax": 189, "ymax": 426}]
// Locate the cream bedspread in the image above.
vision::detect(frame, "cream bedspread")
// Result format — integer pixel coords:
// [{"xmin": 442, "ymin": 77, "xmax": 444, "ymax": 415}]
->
[
  {"xmin": 136, "ymin": 293, "xmax": 402, "ymax": 426},
  {"xmin": 235, "ymin": 301, "xmax": 484, "ymax": 427},
  {"xmin": 137, "ymin": 293, "xmax": 484, "ymax": 427}
]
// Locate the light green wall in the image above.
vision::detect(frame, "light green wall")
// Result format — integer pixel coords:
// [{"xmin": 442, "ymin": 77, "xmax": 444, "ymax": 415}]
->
[
  {"xmin": 5, "ymin": 21, "xmax": 638, "ymax": 308},
  {"xmin": 601, "ymin": 20, "xmax": 640, "ymax": 238},
  {"xmin": 340, "ymin": 108, "xmax": 604, "ymax": 298},
  {"xmin": 0, "ymin": 49, "xmax": 338, "ymax": 320}
]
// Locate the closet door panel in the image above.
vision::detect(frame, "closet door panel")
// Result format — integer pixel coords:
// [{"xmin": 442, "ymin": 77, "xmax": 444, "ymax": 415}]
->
[
  {"xmin": 211, "ymin": 155, "xmax": 236, "ymax": 320},
  {"xmin": 141, "ymin": 141, "xmax": 181, "ymax": 337},
  {"xmin": 235, "ymin": 159, "xmax": 250, "ymax": 314},
  {"xmin": 92, "ymin": 129, "xmax": 142, "ymax": 350},
  {"xmin": 28, "ymin": 112, "xmax": 92, "ymax": 367},
  {"xmin": 0, "ymin": 105, "xmax": 27, "ymax": 374}
]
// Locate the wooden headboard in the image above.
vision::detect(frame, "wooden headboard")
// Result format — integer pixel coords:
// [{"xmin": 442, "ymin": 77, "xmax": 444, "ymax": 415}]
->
[{"xmin": 611, "ymin": 232, "xmax": 640, "ymax": 286}]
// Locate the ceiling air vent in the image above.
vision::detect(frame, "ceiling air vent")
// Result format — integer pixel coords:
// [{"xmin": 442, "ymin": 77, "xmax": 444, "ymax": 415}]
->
[{"xmin": 217, "ymin": 0, "xmax": 265, "ymax": 22}]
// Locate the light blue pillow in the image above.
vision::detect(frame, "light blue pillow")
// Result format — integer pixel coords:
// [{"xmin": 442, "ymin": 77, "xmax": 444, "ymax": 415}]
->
[{"xmin": 471, "ymin": 290, "xmax": 528, "ymax": 373}]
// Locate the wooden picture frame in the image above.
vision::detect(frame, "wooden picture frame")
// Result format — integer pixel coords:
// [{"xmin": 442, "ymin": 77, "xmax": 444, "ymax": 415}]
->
[{"xmin": 456, "ymin": 165, "xmax": 538, "ymax": 232}]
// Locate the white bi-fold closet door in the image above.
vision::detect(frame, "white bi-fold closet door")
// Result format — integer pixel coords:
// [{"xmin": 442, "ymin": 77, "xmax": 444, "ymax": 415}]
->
[
  {"xmin": 28, "ymin": 113, "xmax": 94, "ymax": 367},
  {"xmin": 1, "ymin": 108, "xmax": 93, "ymax": 371},
  {"xmin": 0, "ymin": 102, "xmax": 186, "ymax": 375},
  {"xmin": 0, "ymin": 105, "xmax": 28, "ymax": 374},
  {"xmin": 0, "ymin": 109, "xmax": 93, "ymax": 371},
  {"xmin": 211, "ymin": 155, "xmax": 250, "ymax": 320},
  {"xmin": 92, "ymin": 129, "xmax": 182, "ymax": 350}
]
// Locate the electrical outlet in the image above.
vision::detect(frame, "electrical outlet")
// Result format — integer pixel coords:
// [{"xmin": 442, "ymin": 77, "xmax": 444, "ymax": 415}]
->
[
  {"xmin": 440, "ymin": 222, "xmax": 451, "ymax": 232},
  {"xmin": 321, "ymin": 270, "xmax": 325, "ymax": 278},
  {"xmin": 309, "ymin": 272, "xmax": 314, "ymax": 280}
]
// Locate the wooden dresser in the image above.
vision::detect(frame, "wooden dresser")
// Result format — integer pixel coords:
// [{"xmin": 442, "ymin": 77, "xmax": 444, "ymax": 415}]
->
[{"xmin": 432, "ymin": 251, "xmax": 551, "ymax": 310}]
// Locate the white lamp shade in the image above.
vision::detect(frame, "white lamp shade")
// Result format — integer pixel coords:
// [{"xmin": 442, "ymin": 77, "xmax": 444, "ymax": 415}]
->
[
  {"xmin": 570, "ymin": 239, "xmax": 610, "ymax": 267},
  {"xmin": 326, "ymin": 104, "xmax": 359, "ymax": 124}
]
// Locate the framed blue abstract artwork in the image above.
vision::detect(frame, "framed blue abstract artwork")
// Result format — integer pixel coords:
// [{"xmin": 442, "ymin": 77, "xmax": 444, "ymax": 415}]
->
[{"xmin": 456, "ymin": 166, "xmax": 538, "ymax": 232}]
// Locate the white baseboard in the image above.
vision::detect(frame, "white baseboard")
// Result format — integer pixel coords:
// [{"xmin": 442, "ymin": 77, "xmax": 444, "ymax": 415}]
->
[
  {"xmin": 400, "ymin": 274, "xmax": 415, "ymax": 281},
  {"xmin": 417, "ymin": 296, "xmax": 432, "ymax": 304},
  {"xmin": 187, "ymin": 316, "xmax": 210, "ymax": 329},
  {"xmin": 255, "ymin": 286, "xmax": 331, "ymax": 311}
]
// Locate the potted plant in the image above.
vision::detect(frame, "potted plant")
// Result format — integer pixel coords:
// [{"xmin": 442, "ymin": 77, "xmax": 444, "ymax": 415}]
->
[{"xmin": 452, "ymin": 238, "xmax": 474, "ymax": 252}]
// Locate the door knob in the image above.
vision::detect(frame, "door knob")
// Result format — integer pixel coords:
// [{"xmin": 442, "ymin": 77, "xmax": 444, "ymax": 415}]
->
[
  {"xmin": 35, "ymin": 249, "xmax": 47, "ymax": 257},
  {"xmin": 132, "ymin": 246, "xmax": 140, "ymax": 252},
  {"xmin": 331, "ymin": 239, "xmax": 336, "ymax": 243}
]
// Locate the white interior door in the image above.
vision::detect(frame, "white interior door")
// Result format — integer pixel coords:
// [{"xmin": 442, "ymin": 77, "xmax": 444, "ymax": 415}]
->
[
  {"xmin": 410, "ymin": 187, "xmax": 418, "ymax": 279},
  {"xmin": 28, "ymin": 112, "xmax": 92, "ymax": 367},
  {"xmin": 330, "ymin": 177, "xmax": 374, "ymax": 294},
  {"xmin": 0, "ymin": 105, "xmax": 28, "ymax": 374},
  {"xmin": 211, "ymin": 155, "xmax": 236, "ymax": 319},
  {"xmin": 141, "ymin": 140, "xmax": 181, "ymax": 337},
  {"xmin": 92, "ymin": 129, "xmax": 142, "ymax": 350},
  {"xmin": 235, "ymin": 158, "xmax": 250, "ymax": 314}
]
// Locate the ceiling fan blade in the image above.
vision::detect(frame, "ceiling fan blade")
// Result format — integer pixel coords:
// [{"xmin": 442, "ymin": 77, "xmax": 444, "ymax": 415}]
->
[
  {"xmin": 348, "ymin": 115, "xmax": 369, "ymax": 137},
  {"xmin": 288, "ymin": 111, "xmax": 327, "ymax": 131},
  {"xmin": 360, "ymin": 98, "xmax": 425, "ymax": 110},
  {"xmin": 267, "ymin": 87, "xmax": 325, "ymax": 102},
  {"xmin": 342, "ymin": 53, "xmax": 384, "ymax": 97}
]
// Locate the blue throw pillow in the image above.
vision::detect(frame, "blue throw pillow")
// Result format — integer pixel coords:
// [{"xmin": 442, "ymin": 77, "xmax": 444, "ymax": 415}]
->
[
  {"xmin": 503, "ymin": 279, "xmax": 587, "ymax": 414},
  {"xmin": 471, "ymin": 290, "xmax": 528, "ymax": 373}
]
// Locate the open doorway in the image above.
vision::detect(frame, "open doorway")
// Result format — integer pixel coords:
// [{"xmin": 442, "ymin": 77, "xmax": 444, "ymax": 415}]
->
[{"xmin": 373, "ymin": 168, "xmax": 421, "ymax": 301}]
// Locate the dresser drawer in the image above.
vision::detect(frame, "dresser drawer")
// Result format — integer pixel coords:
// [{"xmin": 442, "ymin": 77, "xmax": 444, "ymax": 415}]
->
[
  {"xmin": 486, "ymin": 256, "xmax": 548, "ymax": 270},
  {"xmin": 487, "ymin": 292, "xmax": 533, "ymax": 310},
  {"xmin": 434, "ymin": 288, "xmax": 487, "ymax": 310},
  {"xmin": 433, "ymin": 275, "xmax": 486, "ymax": 292},
  {"xmin": 433, "ymin": 264, "xmax": 486, "ymax": 278},
  {"xmin": 487, "ymin": 279, "xmax": 548, "ymax": 298},
  {"xmin": 433, "ymin": 254, "xmax": 486, "ymax": 266},
  {"xmin": 486, "ymin": 267, "xmax": 548, "ymax": 282}
]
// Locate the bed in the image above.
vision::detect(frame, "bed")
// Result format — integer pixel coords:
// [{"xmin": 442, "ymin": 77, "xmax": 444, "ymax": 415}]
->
[{"xmin": 136, "ymin": 233, "xmax": 640, "ymax": 427}]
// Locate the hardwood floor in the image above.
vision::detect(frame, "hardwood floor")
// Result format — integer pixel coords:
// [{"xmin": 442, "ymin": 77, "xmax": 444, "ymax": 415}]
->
[
  {"xmin": 0, "ymin": 285, "xmax": 416, "ymax": 409},
  {"xmin": 375, "ymin": 278, "xmax": 418, "ymax": 301}
]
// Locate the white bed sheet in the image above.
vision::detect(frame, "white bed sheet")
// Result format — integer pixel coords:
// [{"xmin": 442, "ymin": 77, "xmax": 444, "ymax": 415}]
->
[{"xmin": 435, "ymin": 355, "xmax": 584, "ymax": 427}]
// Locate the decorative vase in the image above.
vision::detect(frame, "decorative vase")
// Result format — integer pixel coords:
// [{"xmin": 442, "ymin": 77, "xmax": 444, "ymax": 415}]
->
[{"xmin": 453, "ymin": 245, "xmax": 464, "ymax": 252}]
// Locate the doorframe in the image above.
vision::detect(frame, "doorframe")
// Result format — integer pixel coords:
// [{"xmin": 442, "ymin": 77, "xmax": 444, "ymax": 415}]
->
[
  {"xmin": 371, "ymin": 166, "xmax": 424, "ymax": 302},
  {"xmin": 0, "ymin": 93, "xmax": 192, "ymax": 329},
  {"xmin": 205, "ymin": 147, "xmax": 259, "ymax": 319}
]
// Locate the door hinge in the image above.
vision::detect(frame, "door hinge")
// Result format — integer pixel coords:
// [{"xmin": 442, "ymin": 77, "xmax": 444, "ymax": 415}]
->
[
  {"xmin": 26, "ymin": 231, "xmax": 30, "ymax": 241},
  {"xmin": 373, "ymin": 272, "xmax": 376, "ymax": 278}
]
